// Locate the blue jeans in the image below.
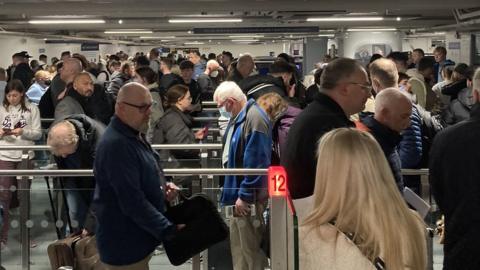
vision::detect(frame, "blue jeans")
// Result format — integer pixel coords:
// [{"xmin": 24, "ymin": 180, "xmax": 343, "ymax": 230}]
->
[{"xmin": 63, "ymin": 178, "xmax": 92, "ymax": 232}]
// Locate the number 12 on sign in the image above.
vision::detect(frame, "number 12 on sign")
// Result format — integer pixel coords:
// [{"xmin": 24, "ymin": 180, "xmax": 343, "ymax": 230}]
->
[{"xmin": 268, "ymin": 166, "xmax": 288, "ymax": 197}]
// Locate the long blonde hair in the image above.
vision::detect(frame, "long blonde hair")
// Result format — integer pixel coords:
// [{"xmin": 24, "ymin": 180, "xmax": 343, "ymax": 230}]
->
[{"xmin": 303, "ymin": 128, "xmax": 426, "ymax": 270}]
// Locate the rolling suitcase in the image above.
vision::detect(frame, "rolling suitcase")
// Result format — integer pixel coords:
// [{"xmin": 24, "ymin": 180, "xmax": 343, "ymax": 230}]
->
[{"xmin": 47, "ymin": 234, "xmax": 81, "ymax": 270}]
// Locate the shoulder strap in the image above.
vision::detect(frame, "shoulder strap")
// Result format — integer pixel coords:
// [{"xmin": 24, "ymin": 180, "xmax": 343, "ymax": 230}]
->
[
  {"xmin": 328, "ymin": 221, "xmax": 386, "ymax": 270},
  {"xmin": 247, "ymin": 83, "xmax": 275, "ymax": 97}
]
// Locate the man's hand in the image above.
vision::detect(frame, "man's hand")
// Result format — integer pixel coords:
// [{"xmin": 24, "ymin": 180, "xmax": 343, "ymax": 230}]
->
[
  {"xmin": 234, "ymin": 198, "xmax": 251, "ymax": 217},
  {"xmin": 165, "ymin": 182, "xmax": 180, "ymax": 202}
]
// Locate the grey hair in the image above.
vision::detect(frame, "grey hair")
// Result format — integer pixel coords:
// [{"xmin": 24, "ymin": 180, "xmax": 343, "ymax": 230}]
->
[
  {"xmin": 47, "ymin": 120, "xmax": 79, "ymax": 149},
  {"xmin": 214, "ymin": 81, "xmax": 247, "ymax": 103}
]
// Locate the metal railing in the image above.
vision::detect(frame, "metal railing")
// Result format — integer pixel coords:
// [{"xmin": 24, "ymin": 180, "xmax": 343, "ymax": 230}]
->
[
  {"xmin": 0, "ymin": 142, "xmax": 437, "ymax": 270},
  {"xmin": 0, "ymin": 143, "xmax": 224, "ymax": 270}
]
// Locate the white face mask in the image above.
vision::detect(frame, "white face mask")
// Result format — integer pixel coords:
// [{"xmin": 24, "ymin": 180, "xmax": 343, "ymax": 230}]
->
[
  {"xmin": 210, "ymin": 70, "xmax": 219, "ymax": 78},
  {"xmin": 218, "ymin": 106, "xmax": 231, "ymax": 119}
]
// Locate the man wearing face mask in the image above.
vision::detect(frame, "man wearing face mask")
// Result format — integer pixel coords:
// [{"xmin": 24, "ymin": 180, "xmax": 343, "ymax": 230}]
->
[
  {"xmin": 197, "ymin": 60, "xmax": 221, "ymax": 101},
  {"xmin": 214, "ymin": 81, "xmax": 271, "ymax": 270},
  {"xmin": 26, "ymin": 70, "xmax": 51, "ymax": 104}
]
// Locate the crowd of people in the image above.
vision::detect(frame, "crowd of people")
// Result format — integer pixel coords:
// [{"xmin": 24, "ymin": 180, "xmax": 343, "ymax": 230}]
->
[{"xmin": 0, "ymin": 45, "xmax": 478, "ymax": 269}]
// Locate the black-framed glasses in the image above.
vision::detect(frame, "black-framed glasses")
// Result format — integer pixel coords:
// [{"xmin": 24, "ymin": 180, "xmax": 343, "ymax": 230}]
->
[
  {"xmin": 122, "ymin": 100, "xmax": 156, "ymax": 113},
  {"xmin": 347, "ymin": 82, "xmax": 373, "ymax": 92}
]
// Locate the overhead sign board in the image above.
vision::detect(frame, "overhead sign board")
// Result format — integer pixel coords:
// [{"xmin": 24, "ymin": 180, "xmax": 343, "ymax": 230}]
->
[{"xmin": 193, "ymin": 27, "xmax": 319, "ymax": 34}]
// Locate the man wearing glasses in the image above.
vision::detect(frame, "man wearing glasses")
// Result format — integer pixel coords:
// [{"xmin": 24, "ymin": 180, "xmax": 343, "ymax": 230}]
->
[
  {"xmin": 94, "ymin": 82, "xmax": 181, "ymax": 269},
  {"xmin": 283, "ymin": 57, "xmax": 371, "ymax": 200}
]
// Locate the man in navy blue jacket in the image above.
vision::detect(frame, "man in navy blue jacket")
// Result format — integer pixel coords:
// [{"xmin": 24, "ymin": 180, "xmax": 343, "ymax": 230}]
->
[{"xmin": 93, "ymin": 82, "xmax": 181, "ymax": 268}]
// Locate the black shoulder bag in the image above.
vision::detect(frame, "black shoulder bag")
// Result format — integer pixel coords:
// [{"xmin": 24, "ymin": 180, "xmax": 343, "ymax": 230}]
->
[{"xmin": 163, "ymin": 193, "xmax": 229, "ymax": 266}]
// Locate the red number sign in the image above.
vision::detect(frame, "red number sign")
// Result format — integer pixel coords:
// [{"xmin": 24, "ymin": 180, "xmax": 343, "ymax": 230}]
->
[{"xmin": 268, "ymin": 166, "xmax": 288, "ymax": 197}]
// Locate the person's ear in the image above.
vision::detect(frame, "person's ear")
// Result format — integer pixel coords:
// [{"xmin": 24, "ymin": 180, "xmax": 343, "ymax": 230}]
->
[
  {"xmin": 472, "ymin": 89, "xmax": 480, "ymax": 103},
  {"xmin": 372, "ymin": 78, "xmax": 381, "ymax": 93}
]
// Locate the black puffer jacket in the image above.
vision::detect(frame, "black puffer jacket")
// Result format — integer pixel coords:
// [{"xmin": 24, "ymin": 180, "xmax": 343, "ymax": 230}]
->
[
  {"xmin": 443, "ymin": 87, "xmax": 474, "ymax": 126},
  {"xmin": 107, "ymin": 72, "xmax": 131, "ymax": 98},
  {"xmin": 239, "ymin": 74, "xmax": 287, "ymax": 99},
  {"xmin": 53, "ymin": 114, "xmax": 105, "ymax": 231}
]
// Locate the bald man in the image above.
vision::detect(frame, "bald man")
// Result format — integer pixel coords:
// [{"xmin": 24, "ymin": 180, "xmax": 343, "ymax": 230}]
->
[
  {"xmin": 197, "ymin": 59, "xmax": 221, "ymax": 100},
  {"xmin": 369, "ymin": 58, "xmax": 399, "ymax": 93},
  {"xmin": 227, "ymin": 53, "xmax": 255, "ymax": 84},
  {"xmin": 55, "ymin": 72, "xmax": 114, "ymax": 124},
  {"xmin": 357, "ymin": 88, "xmax": 412, "ymax": 191},
  {"xmin": 93, "ymin": 82, "xmax": 181, "ymax": 268}
]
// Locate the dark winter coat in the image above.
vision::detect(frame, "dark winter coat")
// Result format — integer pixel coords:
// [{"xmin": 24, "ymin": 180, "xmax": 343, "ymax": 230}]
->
[
  {"xmin": 358, "ymin": 113, "xmax": 404, "ymax": 192},
  {"xmin": 282, "ymin": 92, "xmax": 355, "ymax": 199},
  {"xmin": 429, "ymin": 103, "xmax": 480, "ymax": 269}
]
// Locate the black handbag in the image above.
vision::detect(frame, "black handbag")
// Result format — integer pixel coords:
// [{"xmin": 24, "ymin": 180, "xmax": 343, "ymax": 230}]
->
[{"xmin": 163, "ymin": 193, "xmax": 229, "ymax": 266}]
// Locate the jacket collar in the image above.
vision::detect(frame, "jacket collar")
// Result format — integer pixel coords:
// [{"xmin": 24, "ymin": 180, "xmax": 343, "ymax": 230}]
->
[
  {"xmin": 470, "ymin": 103, "xmax": 480, "ymax": 120},
  {"xmin": 314, "ymin": 92, "xmax": 352, "ymax": 123},
  {"xmin": 110, "ymin": 115, "xmax": 140, "ymax": 139},
  {"xmin": 361, "ymin": 114, "xmax": 402, "ymax": 147},
  {"xmin": 233, "ymin": 99, "xmax": 258, "ymax": 125},
  {"xmin": 165, "ymin": 106, "xmax": 193, "ymax": 127}
]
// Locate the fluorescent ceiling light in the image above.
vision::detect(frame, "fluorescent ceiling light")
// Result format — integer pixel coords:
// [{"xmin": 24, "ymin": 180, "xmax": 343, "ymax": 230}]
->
[
  {"xmin": 139, "ymin": 36, "xmax": 175, "ymax": 39},
  {"xmin": 29, "ymin": 19, "xmax": 105, "ymax": 24},
  {"xmin": 318, "ymin": 34, "xmax": 335, "ymax": 37},
  {"xmin": 347, "ymin": 28, "xmax": 397, "ymax": 32},
  {"xmin": 105, "ymin": 30, "xmax": 153, "ymax": 34},
  {"xmin": 231, "ymin": 39, "xmax": 258, "ymax": 42},
  {"xmin": 307, "ymin": 17, "xmax": 384, "ymax": 22},
  {"xmin": 169, "ymin": 19, "xmax": 242, "ymax": 23},
  {"xmin": 228, "ymin": 35, "xmax": 264, "ymax": 38},
  {"xmin": 184, "ymin": 42, "xmax": 204, "ymax": 45}
]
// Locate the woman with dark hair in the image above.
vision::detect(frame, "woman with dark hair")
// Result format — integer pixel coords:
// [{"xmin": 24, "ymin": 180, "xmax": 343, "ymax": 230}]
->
[
  {"xmin": 0, "ymin": 79, "xmax": 41, "ymax": 249},
  {"xmin": 152, "ymin": 84, "xmax": 207, "ymax": 193},
  {"xmin": 134, "ymin": 66, "xmax": 163, "ymax": 142}
]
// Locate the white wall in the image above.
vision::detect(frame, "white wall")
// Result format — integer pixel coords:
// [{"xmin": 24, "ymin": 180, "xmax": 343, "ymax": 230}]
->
[
  {"xmin": 402, "ymin": 37, "xmax": 435, "ymax": 54},
  {"xmin": 341, "ymin": 31, "xmax": 402, "ymax": 59},
  {"xmin": 0, "ymin": 34, "xmax": 133, "ymax": 68},
  {"xmin": 445, "ymin": 32, "xmax": 473, "ymax": 65}
]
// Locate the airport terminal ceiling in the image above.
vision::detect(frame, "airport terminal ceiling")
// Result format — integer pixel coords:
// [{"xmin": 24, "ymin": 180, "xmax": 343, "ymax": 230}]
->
[{"xmin": 0, "ymin": 0, "xmax": 479, "ymax": 45}]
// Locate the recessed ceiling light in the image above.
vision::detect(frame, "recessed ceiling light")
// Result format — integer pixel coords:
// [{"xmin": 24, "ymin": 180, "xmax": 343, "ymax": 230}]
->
[
  {"xmin": 307, "ymin": 17, "xmax": 384, "ymax": 22},
  {"xmin": 228, "ymin": 35, "xmax": 264, "ymax": 38},
  {"xmin": 396, "ymin": 17, "xmax": 402, "ymax": 21},
  {"xmin": 139, "ymin": 36, "xmax": 175, "ymax": 39},
  {"xmin": 29, "ymin": 19, "xmax": 106, "ymax": 24},
  {"xmin": 118, "ymin": 20, "xmax": 123, "ymax": 24},
  {"xmin": 347, "ymin": 28, "xmax": 397, "ymax": 32},
  {"xmin": 231, "ymin": 39, "xmax": 258, "ymax": 42},
  {"xmin": 184, "ymin": 41, "xmax": 204, "ymax": 45},
  {"xmin": 169, "ymin": 19, "xmax": 242, "ymax": 23},
  {"xmin": 318, "ymin": 34, "xmax": 335, "ymax": 37},
  {"xmin": 105, "ymin": 30, "xmax": 153, "ymax": 34}
]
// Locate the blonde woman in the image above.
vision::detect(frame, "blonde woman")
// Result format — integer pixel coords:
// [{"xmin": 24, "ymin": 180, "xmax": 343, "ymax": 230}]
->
[
  {"xmin": 300, "ymin": 128, "xmax": 426, "ymax": 270},
  {"xmin": 257, "ymin": 92, "xmax": 301, "ymax": 164}
]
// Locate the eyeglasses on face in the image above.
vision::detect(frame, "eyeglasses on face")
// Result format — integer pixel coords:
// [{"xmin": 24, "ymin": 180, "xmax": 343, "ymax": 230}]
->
[
  {"xmin": 122, "ymin": 100, "xmax": 156, "ymax": 113},
  {"xmin": 347, "ymin": 82, "xmax": 373, "ymax": 92}
]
